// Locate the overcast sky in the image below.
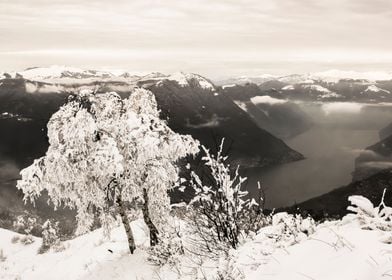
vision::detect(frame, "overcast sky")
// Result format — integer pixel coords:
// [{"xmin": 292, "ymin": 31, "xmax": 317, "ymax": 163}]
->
[{"xmin": 1, "ymin": 0, "xmax": 392, "ymax": 78}]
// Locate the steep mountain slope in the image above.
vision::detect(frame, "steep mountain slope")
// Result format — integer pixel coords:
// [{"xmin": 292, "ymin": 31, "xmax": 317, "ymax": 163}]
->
[
  {"xmin": 222, "ymin": 84, "xmax": 312, "ymax": 139},
  {"xmin": 290, "ymin": 169, "xmax": 392, "ymax": 220},
  {"xmin": 138, "ymin": 76, "xmax": 304, "ymax": 167},
  {"xmin": 352, "ymin": 134, "xmax": 392, "ymax": 181},
  {"xmin": 379, "ymin": 122, "xmax": 392, "ymax": 140}
]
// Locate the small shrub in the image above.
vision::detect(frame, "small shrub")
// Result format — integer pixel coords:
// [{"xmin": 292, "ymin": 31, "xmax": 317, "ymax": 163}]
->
[
  {"xmin": 11, "ymin": 236, "xmax": 20, "ymax": 244},
  {"xmin": 347, "ymin": 190, "xmax": 392, "ymax": 231},
  {"xmin": 148, "ymin": 222, "xmax": 185, "ymax": 266},
  {"xmin": 0, "ymin": 249, "xmax": 6, "ymax": 262},
  {"xmin": 38, "ymin": 219, "xmax": 62, "ymax": 254},
  {"xmin": 13, "ymin": 215, "xmax": 36, "ymax": 235},
  {"xmin": 20, "ymin": 235, "xmax": 35, "ymax": 245},
  {"xmin": 270, "ymin": 213, "xmax": 315, "ymax": 246}
]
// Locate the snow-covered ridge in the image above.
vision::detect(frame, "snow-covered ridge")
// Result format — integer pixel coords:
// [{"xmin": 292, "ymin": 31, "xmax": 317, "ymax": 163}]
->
[
  {"xmin": 362, "ymin": 85, "xmax": 391, "ymax": 94},
  {"xmin": 1, "ymin": 194, "xmax": 391, "ymax": 280},
  {"xmin": 218, "ymin": 70, "xmax": 392, "ymax": 87},
  {"xmin": 9, "ymin": 66, "xmax": 117, "ymax": 81},
  {"xmin": 282, "ymin": 85, "xmax": 295, "ymax": 91},
  {"xmin": 303, "ymin": 84, "xmax": 331, "ymax": 93},
  {"xmin": 153, "ymin": 72, "xmax": 216, "ymax": 91},
  {"xmin": 1, "ymin": 66, "xmax": 217, "ymax": 91}
]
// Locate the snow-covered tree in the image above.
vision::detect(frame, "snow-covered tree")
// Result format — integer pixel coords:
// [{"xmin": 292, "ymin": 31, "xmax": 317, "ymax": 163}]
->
[{"xmin": 16, "ymin": 88, "xmax": 199, "ymax": 253}]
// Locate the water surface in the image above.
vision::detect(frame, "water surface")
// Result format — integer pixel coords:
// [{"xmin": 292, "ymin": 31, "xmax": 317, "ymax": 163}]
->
[{"xmin": 244, "ymin": 102, "xmax": 392, "ymax": 208}]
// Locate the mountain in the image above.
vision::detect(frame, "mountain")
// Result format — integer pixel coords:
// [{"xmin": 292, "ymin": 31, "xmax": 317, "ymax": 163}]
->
[
  {"xmin": 352, "ymin": 133, "xmax": 392, "ymax": 182},
  {"xmin": 218, "ymin": 70, "xmax": 392, "ymax": 103},
  {"xmin": 0, "ymin": 70, "xmax": 304, "ymax": 169},
  {"xmin": 222, "ymin": 84, "xmax": 313, "ymax": 139},
  {"xmin": 380, "ymin": 122, "xmax": 392, "ymax": 140},
  {"xmin": 289, "ymin": 169, "xmax": 392, "ymax": 220},
  {"xmin": 137, "ymin": 74, "xmax": 304, "ymax": 167}
]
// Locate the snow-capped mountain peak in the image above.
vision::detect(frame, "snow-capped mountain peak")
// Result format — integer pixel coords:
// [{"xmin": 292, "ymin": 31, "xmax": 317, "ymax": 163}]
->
[
  {"xmin": 7, "ymin": 66, "xmax": 146, "ymax": 82},
  {"xmin": 154, "ymin": 72, "xmax": 216, "ymax": 91},
  {"xmin": 362, "ymin": 85, "xmax": 391, "ymax": 94},
  {"xmin": 13, "ymin": 65, "xmax": 86, "ymax": 80},
  {"xmin": 303, "ymin": 84, "xmax": 331, "ymax": 93}
]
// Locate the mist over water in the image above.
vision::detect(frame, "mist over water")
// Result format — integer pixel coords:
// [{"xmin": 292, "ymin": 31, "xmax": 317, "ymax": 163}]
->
[{"xmin": 244, "ymin": 102, "xmax": 392, "ymax": 209}]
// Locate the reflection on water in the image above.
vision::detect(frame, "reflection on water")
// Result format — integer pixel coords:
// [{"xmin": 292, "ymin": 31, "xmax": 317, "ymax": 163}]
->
[{"xmin": 244, "ymin": 102, "xmax": 392, "ymax": 208}]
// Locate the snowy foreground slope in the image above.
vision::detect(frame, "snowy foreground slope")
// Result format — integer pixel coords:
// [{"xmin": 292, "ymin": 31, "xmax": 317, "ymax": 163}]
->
[{"xmin": 1, "ymin": 202, "xmax": 391, "ymax": 280}]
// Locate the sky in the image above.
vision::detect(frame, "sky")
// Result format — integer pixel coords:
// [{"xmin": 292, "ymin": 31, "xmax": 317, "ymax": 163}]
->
[{"xmin": 1, "ymin": 0, "xmax": 392, "ymax": 78}]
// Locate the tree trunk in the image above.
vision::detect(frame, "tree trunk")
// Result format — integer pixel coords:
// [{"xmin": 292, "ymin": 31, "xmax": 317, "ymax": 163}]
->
[
  {"xmin": 117, "ymin": 195, "xmax": 136, "ymax": 254},
  {"xmin": 142, "ymin": 188, "xmax": 159, "ymax": 246}
]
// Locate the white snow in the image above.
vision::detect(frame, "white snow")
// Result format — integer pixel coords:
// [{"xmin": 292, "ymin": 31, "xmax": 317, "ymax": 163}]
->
[
  {"xmin": 241, "ymin": 219, "xmax": 392, "ymax": 280},
  {"xmin": 282, "ymin": 85, "xmax": 295, "ymax": 90},
  {"xmin": 2, "ymin": 209, "xmax": 391, "ymax": 280},
  {"xmin": 163, "ymin": 72, "xmax": 215, "ymax": 90},
  {"xmin": 302, "ymin": 79, "xmax": 315, "ymax": 84},
  {"xmin": 7, "ymin": 66, "xmax": 146, "ymax": 83},
  {"xmin": 278, "ymin": 74, "xmax": 313, "ymax": 84},
  {"xmin": 222, "ymin": 84, "xmax": 236, "ymax": 89},
  {"xmin": 251, "ymin": 96, "xmax": 287, "ymax": 105},
  {"xmin": 319, "ymin": 92, "xmax": 342, "ymax": 99},
  {"xmin": 362, "ymin": 85, "xmax": 391, "ymax": 94},
  {"xmin": 0, "ymin": 220, "xmax": 155, "ymax": 280},
  {"xmin": 165, "ymin": 72, "xmax": 189, "ymax": 86},
  {"xmin": 303, "ymin": 84, "xmax": 331, "ymax": 93},
  {"xmin": 1, "ymin": 195, "xmax": 392, "ymax": 280},
  {"xmin": 234, "ymin": 101, "xmax": 248, "ymax": 112},
  {"xmin": 14, "ymin": 66, "xmax": 85, "ymax": 80}
]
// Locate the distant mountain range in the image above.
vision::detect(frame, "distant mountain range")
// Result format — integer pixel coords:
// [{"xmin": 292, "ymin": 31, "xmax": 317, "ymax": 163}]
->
[{"xmin": 217, "ymin": 70, "xmax": 392, "ymax": 103}]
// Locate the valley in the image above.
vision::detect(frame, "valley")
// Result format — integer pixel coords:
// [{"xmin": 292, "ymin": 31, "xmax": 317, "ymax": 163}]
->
[{"xmin": 1, "ymin": 67, "xmax": 392, "ymax": 221}]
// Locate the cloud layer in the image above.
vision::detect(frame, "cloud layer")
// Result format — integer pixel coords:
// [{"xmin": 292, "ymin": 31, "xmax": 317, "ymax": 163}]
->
[{"xmin": 1, "ymin": 0, "xmax": 392, "ymax": 76}]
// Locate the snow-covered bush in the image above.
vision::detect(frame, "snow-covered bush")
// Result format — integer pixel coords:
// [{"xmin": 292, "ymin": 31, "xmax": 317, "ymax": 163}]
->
[
  {"xmin": 13, "ymin": 215, "xmax": 36, "ymax": 236},
  {"xmin": 187, "ymin": 140, "xmax": 265, "ymax": 255},
  {"xmin": 16, "ymin": 89, "xmax": 199, "ymax": 253},
  {"xmin": 38, "ymin": 220, "xmax": 62, "ymax": 254},
  {"xmin": 13, "ymin": 214, "xmax": 37, "ymax": 245},
  {"xmin": 148, "ymin": 221, "xmax": 185, "ymax": 266},
  {"xmin": 11, "ymin": 236, "xmax": 20, "ymax": 244},
  {"xmin": 269, "ymin": 213, "xmax": 316, "ymax": 246},
  {"xmin": 215, "ymin": 254, "xmax": 243, "ymax": 280},
  {"xmin": 238, "ymin": 182, "xmax": 269, "ymax": 236},
  {"xmin": 347, "ymin": 190, "xmax": 392, "ymax": 231}
]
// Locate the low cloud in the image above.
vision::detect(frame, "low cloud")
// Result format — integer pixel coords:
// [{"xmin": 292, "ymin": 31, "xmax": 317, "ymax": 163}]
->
[
  {"xmin": 360, "ymin": 161, "xmax": 392, "ymax": 169},
  {"xmin": 185, "ymin": 114, "xmax": 226, "ymax": 129},
  {"xmin": 322, "ymin": 102, "xmax": 364, "ymax": 115},
  {"xmin": 251, "ymin": 96, "xmax": 287, "ymax": 105}
]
